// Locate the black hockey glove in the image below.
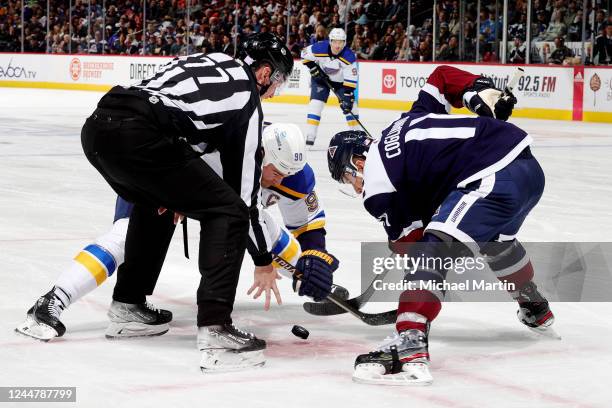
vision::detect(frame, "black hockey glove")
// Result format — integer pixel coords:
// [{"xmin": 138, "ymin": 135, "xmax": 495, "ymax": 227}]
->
[
  {"xmin": 493, "ymin": 93, "xmax": 518, "ymax": 121},
  {"xmin": 308, "ymin": 63, "xmax": 324, "ymax": 79},
  {"xmin": 341, "ymin": 90, "xmax": 355, "ymax": 115},
  {"xmin": 294, "ymin": 250, "xmax": 338, "ymax": 301},
  {"xmin": 463, "ymin": 77, "xmax": 517, "ymax": 121}
]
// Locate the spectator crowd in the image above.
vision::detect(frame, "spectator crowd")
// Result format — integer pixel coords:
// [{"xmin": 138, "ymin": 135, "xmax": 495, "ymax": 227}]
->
[{"xmin": 0, "ymin": 0, "xmax": 610, "ymax": 65}]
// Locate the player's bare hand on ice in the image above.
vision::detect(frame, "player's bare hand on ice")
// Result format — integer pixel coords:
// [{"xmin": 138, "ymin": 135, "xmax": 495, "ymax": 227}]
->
[
  {"xmin": 294, "ymin": 250, "xmax": 338, "ymax": 301},
  {"xmin": 157, "ymin": 207, "xmax": 184, "ymax": 224},
  {"xmin": 248, "ymin": 264, "xmax": 282, "ymax": 310},
  {"xmin": 463, "ymin": 77, "xmax": 517, "ymax": 121}
]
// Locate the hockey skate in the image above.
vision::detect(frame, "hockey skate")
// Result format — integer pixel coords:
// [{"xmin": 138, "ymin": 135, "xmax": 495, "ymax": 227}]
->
[
  {"xmin": 198, "ymin": 323, "xmax": 266, "ymax": 372},
  {"xmin": 352, "ymin": 329, "xmax": 433, "ymax": 386},
  {"xmin": 105, "ymin": 300, "xmax": 172, "ymax": 339},
  {"xmin": 15, "ymin": 289, "xmax": 66, "ymax": 341},
  {"xmin": 516, "ymin": 281, "xmax": 560, "ymax": 339}
]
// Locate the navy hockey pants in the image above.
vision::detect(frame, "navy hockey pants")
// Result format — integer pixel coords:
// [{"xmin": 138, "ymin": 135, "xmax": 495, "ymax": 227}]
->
[{"xmin": 426, "ymin": 148, "xmax": 545, "ymax": 245}]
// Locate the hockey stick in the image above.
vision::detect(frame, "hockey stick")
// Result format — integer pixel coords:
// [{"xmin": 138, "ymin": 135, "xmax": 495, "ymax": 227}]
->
[
  {"xmin": 303, "ymin": 252, "xmax": 394, "ymax": 316},
  {"xmin": 319, "ymin": 75, "xmax": 373, "ymax": 139},
  {"xmin": 503, "ymin": 67, "xmax": 524, "ymax": 97},
  {"xmin": 273, "ymin": 254, "xmax": 396, "ymax": 326}
]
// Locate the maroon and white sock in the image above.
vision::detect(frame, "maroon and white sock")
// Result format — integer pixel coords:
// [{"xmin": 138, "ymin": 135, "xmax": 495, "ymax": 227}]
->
[
  {"xmin": 486, "ymin": 240, "xmax": 535, "ymax": 298},
  {"xmin": 396, "ymin": 289, "xmax": 442, "ymax": 333}
]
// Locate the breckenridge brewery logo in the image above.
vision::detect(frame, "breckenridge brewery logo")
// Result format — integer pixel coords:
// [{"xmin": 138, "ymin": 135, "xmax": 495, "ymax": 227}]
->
[{"xmin": 70, "ymin": 58, "xmax": 82, "ymax": 81}]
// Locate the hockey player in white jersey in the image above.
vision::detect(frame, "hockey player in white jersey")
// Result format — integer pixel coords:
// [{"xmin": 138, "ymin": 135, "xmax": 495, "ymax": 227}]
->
[
  {"xmin": 326, "ymin": 65, "xmax": 555, "ymax": 385},
  {"xmin": 301, "ymin": 28, "xmax": 359, "ymax": 146},
  {"xmin": 16, "ymin": 123, "xmax": 338, "ymax": 370}
]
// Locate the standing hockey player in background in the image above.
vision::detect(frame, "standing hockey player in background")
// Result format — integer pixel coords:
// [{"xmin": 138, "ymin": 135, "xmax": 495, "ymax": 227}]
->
[
  {"xmin": 17, "ymin": 123, "xmax": 338, "ymax": 368},
  {"xmin": 301, "ymin": 28, "xmax": 359, "ymax": 147},
  {"xmin": 327, "ymin": 65, "xmax": 556, "ymax": 385}
]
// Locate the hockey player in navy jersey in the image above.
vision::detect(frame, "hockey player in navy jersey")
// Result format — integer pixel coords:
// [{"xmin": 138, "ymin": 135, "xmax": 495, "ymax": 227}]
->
[
  {"xmin": 301, "ymin": 28, "xmax": 359, "ymax": 146},
  {"xmin": 327, "ymin": 65, "xmax": 555, "ymax": 385}
]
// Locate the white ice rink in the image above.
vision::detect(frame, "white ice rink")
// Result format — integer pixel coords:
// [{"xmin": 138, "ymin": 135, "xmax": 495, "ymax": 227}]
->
[{"xmin": 1, "ymin": 88, "xmax": 612, "ymax": 408}]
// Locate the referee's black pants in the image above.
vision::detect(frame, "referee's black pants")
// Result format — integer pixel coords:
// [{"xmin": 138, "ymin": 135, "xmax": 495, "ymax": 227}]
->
[{"xmin": 81, "ymin": 93, "xmax": 249, "ymax": 326}]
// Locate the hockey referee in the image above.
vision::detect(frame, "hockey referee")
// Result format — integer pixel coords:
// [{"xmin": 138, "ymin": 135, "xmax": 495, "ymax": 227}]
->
[{"xmin": 80, "ymin": 33, "xmax": 293, "ymax": 371}]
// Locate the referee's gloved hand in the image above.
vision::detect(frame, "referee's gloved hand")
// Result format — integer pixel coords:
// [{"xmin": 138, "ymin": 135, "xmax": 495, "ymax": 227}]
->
[
  {"xmin": 463, "ymin": 77, "xmax": 517, "ymax": 121},
  {"xmin": 341, "ymin": 90, "xmax": 354, "ymax": 115},
  {"xmin": 293, "ymin": 250, "xmax": 338, "ymax": 301}
]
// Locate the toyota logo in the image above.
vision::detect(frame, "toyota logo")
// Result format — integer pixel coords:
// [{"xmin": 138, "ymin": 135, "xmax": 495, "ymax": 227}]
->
[{"xmin": 383, "ymin": 74, "xmax": 395, "ymax": 89}]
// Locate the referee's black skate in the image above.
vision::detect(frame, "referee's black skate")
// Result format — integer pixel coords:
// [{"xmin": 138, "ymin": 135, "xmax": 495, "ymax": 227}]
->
[
  {"xmin": 515, "ymin": 281, "xmax": 560, "ymax": 339},
  {"xmin": 15, "ymin": 289, "xmax": 67, "ymax": 341},
  {"xmin": 198, "ymin": 323, "xmax": 266, "ymax": 372},
  {"xmin": 105, "ymin": 300, "xmax": 172, "ymax": 339},
  {"xmin": 353, "ymin": 329, "xmax": 433, "ymax": 385}
]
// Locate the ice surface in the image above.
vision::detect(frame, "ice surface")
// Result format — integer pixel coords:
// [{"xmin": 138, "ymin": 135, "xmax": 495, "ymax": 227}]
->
[{"xmin": 1, "ymin": 88, "xmax": 611, "ymax": 407}]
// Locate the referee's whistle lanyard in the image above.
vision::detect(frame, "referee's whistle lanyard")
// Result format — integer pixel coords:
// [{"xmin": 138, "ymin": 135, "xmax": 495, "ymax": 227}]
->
[{"xmin": 182, "ymin": 218, "xmax": 189, "ymax": 259}]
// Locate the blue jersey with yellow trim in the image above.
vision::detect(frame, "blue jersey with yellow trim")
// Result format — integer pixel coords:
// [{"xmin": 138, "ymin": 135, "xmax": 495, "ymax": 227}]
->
[
  {"xmin": 262, "ymin": 163, "xmax": 326, "ymax": 250},
  {"xmin": 301, "ymin": 40, "xmax": 358, "ymax": 89}
]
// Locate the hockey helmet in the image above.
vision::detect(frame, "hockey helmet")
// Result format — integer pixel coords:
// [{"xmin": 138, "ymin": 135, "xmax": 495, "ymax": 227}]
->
[
  {"xmin": 262, "ymin": 123, "xmax": 307, "ymax": 176},
  {"xmin": 329, "ymin": 28, "xmax": 347, "ymax": 42},
  {"xmin": 327, "ymin": 130, "xmax": 371, "ymax": 183},
  {"xmin": 239, "ymin": 32, "xmax": 294, "ymax": 86}
]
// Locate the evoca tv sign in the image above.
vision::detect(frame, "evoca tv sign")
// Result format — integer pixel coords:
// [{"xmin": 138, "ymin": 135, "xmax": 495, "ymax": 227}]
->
[{"xmin": 0, "ymin": 58, "xmax": 37, "ymax": 79}]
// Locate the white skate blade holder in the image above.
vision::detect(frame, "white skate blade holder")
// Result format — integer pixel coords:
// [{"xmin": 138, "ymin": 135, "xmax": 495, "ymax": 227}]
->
[
  {"xmin": 15, "ymin": 316, "xmax": 58, "ymax": 342},
  {"xmin": 519, "ymin": 312, "xmax": 562, "ymax": 340},
  {"xmin": 105, "ymin": 322, "xmax": 169, "ymax": 339},
  {"xmin": 527, "ymin": 325, "xmax": 562, "ymax": 340},
  {"xmin": 352, "ymin": 362, "xmax": 433, "ymax": 386},
  {"xmin": 200, "ymin": 349, "xmax": 265, "ymax": 373}
]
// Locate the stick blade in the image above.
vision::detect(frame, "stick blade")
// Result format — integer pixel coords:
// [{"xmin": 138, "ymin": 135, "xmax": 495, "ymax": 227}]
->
[{"xmin": 361, "ymin": 310, "xmax": 397, "ymax": 326}]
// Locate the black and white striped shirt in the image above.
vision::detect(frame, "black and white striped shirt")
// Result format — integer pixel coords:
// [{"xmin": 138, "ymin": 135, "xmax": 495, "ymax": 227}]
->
[{"xmin": 131, "ymin": 52, "xmax": 272, "ymax": 265}]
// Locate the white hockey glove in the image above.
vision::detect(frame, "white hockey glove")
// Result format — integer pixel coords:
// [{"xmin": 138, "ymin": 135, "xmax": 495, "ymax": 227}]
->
[{"xmin": 463, "ymin": 77, "xmax": 517, "ymax": 121}]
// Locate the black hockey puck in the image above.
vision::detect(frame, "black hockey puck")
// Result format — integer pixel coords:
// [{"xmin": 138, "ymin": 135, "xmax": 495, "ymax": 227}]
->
[{"xmin": 291, "ymin": 325, "xmax": 309, "ymax": 340}]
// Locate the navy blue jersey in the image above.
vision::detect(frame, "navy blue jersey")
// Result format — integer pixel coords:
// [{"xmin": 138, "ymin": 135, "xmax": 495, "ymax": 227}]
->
[{"xmin": 362, "ymin": 66, "xmax": 532, "ymax": 241}]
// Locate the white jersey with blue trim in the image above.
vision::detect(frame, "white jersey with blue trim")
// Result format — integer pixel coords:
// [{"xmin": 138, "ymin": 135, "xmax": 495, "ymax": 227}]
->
[
  {"xmin": 262, "ymin": 163, "xmax": 326, "ymax": 269},
  {"xmin": 203, "ymin": 153, "xmax": 324, "ymax": 253},
  {"xmin": 261, "ymin": 163, "xmax": 326, "ymax": 239},
  {"xmin": 67, "ymin": 163, "xmax": 326, "ymax": 304},
  {"xmin": 301, "ymin": 40, "xmax": 358, "ymax": 89}
]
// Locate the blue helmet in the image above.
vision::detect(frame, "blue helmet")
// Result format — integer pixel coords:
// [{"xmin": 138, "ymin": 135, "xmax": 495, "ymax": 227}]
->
[{"xmin": 327, "ymin": 130, "xmax": 372, "ymax": 182}]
